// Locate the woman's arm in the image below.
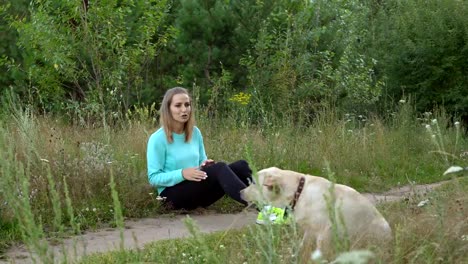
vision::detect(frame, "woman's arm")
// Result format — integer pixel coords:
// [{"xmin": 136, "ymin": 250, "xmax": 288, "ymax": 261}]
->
[
  {"xmin": 195, "ymin": 127, "xmax": 209, "ymax": 166},
  {"xmin": 147, "ymin": 133, "xmax": 185, "ymax": 188}
]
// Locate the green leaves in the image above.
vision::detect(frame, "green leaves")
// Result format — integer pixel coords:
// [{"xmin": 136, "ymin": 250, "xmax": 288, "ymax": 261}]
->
[{"xmin": 7, "ymin": 0, "xmax": 173, "ymax": 119}]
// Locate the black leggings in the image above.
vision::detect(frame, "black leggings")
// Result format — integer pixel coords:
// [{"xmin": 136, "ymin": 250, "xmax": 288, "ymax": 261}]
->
[{"xmin": 160, "ymin": 160, "xmax": 252, "ymax": 210}]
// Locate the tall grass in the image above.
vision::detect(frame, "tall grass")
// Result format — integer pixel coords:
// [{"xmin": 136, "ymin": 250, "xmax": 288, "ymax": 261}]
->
[
  {"xmin": 79, "ymin": 176, "xmax": 468, "ymax": 263},
  {"xmin": 0, "ymin": 100, "xmax": 466, "ymax": 262}
]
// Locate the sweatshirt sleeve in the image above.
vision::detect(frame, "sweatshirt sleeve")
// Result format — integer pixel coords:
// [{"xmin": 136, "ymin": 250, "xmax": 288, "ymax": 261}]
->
[
  {"xmin": 147, "ymin": 133, "xmax": 185, "ymax": 188},
  {"xmin": 196, "ymin": 127, "xmax": 208, "ymax": 165}
]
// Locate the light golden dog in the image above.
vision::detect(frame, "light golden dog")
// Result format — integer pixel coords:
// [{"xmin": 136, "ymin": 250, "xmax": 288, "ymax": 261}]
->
[{"xmin": 241, "ymin": 167, "xmax": 392, "ymax": 253}]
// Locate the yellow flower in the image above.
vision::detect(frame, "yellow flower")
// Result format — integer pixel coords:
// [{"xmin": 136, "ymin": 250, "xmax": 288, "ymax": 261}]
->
[{"xmin": 229, "ymin": 92, "xmax": 251, "ymax": 106}]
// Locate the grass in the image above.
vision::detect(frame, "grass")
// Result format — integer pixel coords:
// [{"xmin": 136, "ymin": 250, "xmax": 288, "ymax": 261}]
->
[
  {"xmin": 0, "ymin": 102, "xmax": 467, "ymax": 262},
  {"xmin": 78, "ymin": 176, "xmax": 468, "ymax": 263}
]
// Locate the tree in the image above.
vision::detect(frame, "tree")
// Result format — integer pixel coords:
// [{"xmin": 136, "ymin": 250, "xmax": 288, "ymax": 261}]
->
[{"xmin": 5, "ymin": 0, "xmax": 173, "ymax": 119}]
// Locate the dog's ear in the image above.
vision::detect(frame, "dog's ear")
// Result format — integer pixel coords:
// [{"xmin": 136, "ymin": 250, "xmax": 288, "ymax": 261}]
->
[{"xmin": 263, "ymin": 176, "xmax": 281, "ymax": 195}]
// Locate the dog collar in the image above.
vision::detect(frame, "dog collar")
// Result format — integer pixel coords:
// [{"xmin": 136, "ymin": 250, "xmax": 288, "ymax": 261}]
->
[{"xmin": 290, "ymin": 177, "xmax": 305, "ymax": 210}]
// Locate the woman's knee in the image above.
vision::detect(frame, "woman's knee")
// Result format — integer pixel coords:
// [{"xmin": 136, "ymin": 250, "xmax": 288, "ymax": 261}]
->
[
  {"xmin": 229, "ymin": 160, "xmax": 252, "ymax": 176},
  {"xmin": 231, "ymin": 159, "xmax": 249, "ymax": 168}
]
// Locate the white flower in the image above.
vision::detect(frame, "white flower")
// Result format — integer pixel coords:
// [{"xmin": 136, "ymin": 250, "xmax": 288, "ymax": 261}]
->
[
  {"xmin": 432, "ymin": 119, "xmax": 437, "ymax": 124},
  {"xmin": 425, "ymin": 124, "xmax": 431, "ymax": 130},
  {"xmin": 443, "ymin": 166, "xmax": 464, "ymax": 175},
  {"xmin": 461, "ymin": 235, "xmax": 467, "ymax": 241},
  {"xmin": 311, "ymin": 249, "xmax": 323, "ymax": 261},
  {"xmin": 40, "ymin": 158, "xmax": 50, "ymax": 163},
  {"xmin": 399, "ymin": 99, "xmax": 406, "ymax": 103},
  {"xmin": 455, "ymin": 121, "xmax": 460, "ymax": 126},
  {"xmin": 92, "ymin": 208, "xmax": 97, "ymax": 212},
  {"xmin": 417, "ymin": 199, "xmax": 429, "ymax": 207},
  {"xmin": 219, "ymin": 244, "xmax": 225, "ymax": 249}
]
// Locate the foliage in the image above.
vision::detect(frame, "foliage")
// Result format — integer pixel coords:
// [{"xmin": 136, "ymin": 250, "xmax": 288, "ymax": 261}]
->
[
  {"xmin": 239, "ymin": 0, "xmax": 384, "ymax": 123},
  {"xmin": 0, "ymin": 0, "xmax": 29, "ymax": 93},
  {"xmin": 1, "ymin": 0, "xmax": 468, "ymax": 122},
  {"xmin": 4, "ymin": 0, "xmax": 173, "ymax": 121},
  {"xmin": 372, "ymin": 0, "xmax": 468, "ymax": 119}
]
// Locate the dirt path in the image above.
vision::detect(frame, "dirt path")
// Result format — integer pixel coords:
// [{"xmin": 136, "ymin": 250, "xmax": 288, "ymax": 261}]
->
[{"xmin": 2, "ymin": 180, "xmax": 450, "ymax": 264}]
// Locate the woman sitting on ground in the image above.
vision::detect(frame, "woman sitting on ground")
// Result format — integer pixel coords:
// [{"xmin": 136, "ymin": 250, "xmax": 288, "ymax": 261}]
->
[{"xmin": 146, "ymin": 87, "xmax": 253, "ymax": 210}]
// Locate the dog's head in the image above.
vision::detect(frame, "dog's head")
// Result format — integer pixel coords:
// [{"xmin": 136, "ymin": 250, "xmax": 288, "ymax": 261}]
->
[{"xmin": 241, "ymin": 167, "xmax": 303, "ymax": 207}]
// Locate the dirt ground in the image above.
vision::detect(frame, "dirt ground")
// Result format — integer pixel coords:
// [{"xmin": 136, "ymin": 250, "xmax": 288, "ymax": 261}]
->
[{"xmin": 2, "ymin": 180, "xmax": 449, "ymax": 264}]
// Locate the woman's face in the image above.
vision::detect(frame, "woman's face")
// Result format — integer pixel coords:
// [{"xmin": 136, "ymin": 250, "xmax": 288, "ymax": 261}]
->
[{"xmin": 170, "ymin": 93, "xmax": 191, "ymax": 125}]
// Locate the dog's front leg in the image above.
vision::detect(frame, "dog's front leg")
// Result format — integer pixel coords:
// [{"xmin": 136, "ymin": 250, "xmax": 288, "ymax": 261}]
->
[
  {"xmin": 316, "ymin": 225, "xmax": 331, "ymax": 250},
  {"xmin": 311, "ymin": 225, "xmax": 331, "ymax": 261},
  {"xmin": 299, "ymin": 230, "xmax": 315, "ymax": 262}
]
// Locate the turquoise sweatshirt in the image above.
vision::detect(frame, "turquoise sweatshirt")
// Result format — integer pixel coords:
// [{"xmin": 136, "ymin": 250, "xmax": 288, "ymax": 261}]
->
[{"xmin": 147, "ymin": 126, "xmax": 208, "ymax": 194}]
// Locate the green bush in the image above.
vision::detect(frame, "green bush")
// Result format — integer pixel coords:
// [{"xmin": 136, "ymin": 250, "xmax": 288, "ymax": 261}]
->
[
  {"xmin": 6, "ymin": 0, "xmax": 173, "ymax": 120},
  {"xmin": 372, "ymin": 0, "xmax": 468, "ymax": 117}
]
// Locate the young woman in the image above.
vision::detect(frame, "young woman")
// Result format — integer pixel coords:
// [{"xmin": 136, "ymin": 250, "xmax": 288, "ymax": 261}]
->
[{"xmin": 146, "ymin": 87, "xmax": 252, "ymax": 210}]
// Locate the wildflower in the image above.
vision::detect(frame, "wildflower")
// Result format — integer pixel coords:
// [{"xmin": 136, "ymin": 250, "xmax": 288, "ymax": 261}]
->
[
  {"xmin": 455, "ymin": 121, "xmax": 460, "ymax": 127},
  {"xmin": 54, "ymin": 64, "xmax": 59, "ymax": 70},
  {"xmin": 219, "ymin": 244, "xmax": 225, "ymax": 249},
  {"xmin": 425, "ymin": 124, "xmax": 431, "ymax": 130},
  {"xmin": 399, "ymin": 99, "xmax": 406, "ymax": 103},
  {"xmin": 311, "ymin": 249, "xmax": 323, "ymax": 261},
  {"xmin": 106, "ymin": 161, "xmax": 113, "ymax": 164},
  {"xmin": 229, "ymin": 92, "xmax": 252, "ymax": 106},
  {"xmin": 85, "ymin": 207, "xmax": 89, "ymax": 211},
  {"xmin": 432, "ymin": 119, "xmax": 437, "ymax": 124},
  {"xmin": 417, "ymin": 199, "xmax": 429, "ymax": 207},
  {"xmin": 149, "ymin": 192, "xmax": 153, "ymax": 196},
  {"xmin": 461, "ymin": 235, "xmax": 467, "ymax": 241},
  {"xmin": 40, "ymin": 158, "xmax": 50, "ymax": 163},
  {"xmin": 182, "ymin": 253, "xmax": 186, "ymax": 257}
]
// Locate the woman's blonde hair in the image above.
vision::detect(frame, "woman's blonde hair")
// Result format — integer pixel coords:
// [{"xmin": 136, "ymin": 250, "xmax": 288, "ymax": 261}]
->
[{"xmin": 159, "ymin": 87, "xmax": 195, "ymax": 143}]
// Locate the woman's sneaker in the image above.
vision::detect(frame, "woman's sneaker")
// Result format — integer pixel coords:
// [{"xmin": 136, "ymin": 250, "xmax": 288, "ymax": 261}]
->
[{"xmin": 256, "ymin": 205, "xmax": 290, "ymax": 225}]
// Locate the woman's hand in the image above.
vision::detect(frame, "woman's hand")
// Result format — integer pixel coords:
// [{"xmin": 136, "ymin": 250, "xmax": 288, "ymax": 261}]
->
[
  {"xmin": 182, "ymin": 167, "xmax": 208, "ymax": 181},
  {"xmin": 201, "ymin": 159, "xmax": 215, "ymax": 168}
]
